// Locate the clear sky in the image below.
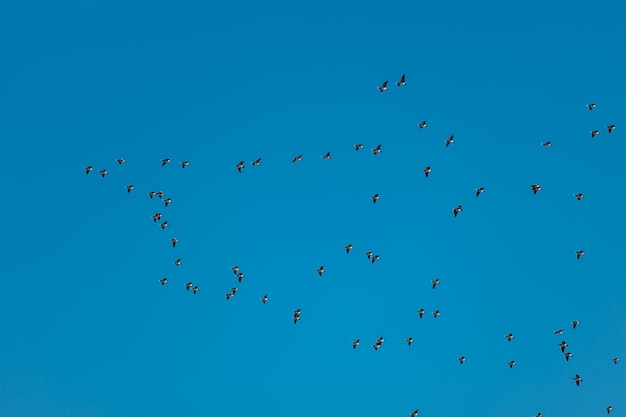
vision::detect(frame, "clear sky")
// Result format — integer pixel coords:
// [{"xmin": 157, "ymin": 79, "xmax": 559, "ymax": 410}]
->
[{"xmin": 1, "ymin": 0, "xmax": 625, "ymax": 416}]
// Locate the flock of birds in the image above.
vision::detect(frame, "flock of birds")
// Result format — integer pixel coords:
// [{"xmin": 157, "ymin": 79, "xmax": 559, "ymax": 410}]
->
[{"xmin": 84, "ymin": 75, "xmax": 621, "ymax": 416}]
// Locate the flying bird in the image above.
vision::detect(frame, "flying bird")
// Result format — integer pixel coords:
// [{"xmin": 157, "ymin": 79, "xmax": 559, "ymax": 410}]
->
[
  {"xmin": 573, "ymin": 193, "xmax": 584, "ymax": 200},
  {"xmin": 591, "ymin": 130, "xmax": 600, "ymax": 138},
  {"xmin": 505, "ymin": 333, "xmax": 515, "ymax": 342},
  {"xmin": 613, "ymin": 357, "xmax": 620, "ymax": 364},
  {"xmin": 354, "ymin": 144, "xmax": 364, "ymax": 151},
  {"xmin": 476, "ymin": 187, "xmax": 485, "ymax": 197},
  {"xmin": 261, "ymin": 295, "xmax": 268, "ymax": 304},
  {"xmin": 564, "ymin": 352, "xmax": 573, "ymax": 362},
  {"xmin": 317, "ymin": 266, "xmax": 325, "ymax": 277},
  {"xmin": 559, "ymin": 341, "xmax": 568, "ymax": 353},
  {"xmin": 237, "ymin": 272, "xmax": 245, "ymax": 283},
  {"xmin": 607, "ymin": 124, "xmax": 616, "ymax": 133},
  {"xmin": 433, "ymin": 310, "xmax": 440, "ymax": 318},
  {"xmin": 156, "ymin": 191, "xmax": 165, "ymax": 199},
  {"xmin": 152, "ymin": 213, "xmax": 163, "ymax": 222},
  {"xmin": 293, "ymin": 309, "xmax": 301, "ymax": 324},
  {"xmin": 148, "ymin": 191, "xmax": 156, "ymax": 198},
  {"xmin": 423, "ymin": 166, "xmax": 431, "ymax": 178},
  {"xmin": 576, "ymin": 250, "xmax": 585, "ymax": 259},
  {"xmin": 531, "ymin": 184, "xmax": 542, "ymax": 194},
  {"xmin": 508, "ymin": 360, "xmax": 516, "ymax": 368},
  {"xmin": 432, "ymin": 278, "xmax": 440, "ymax": 289},
  {"xmin": 418, "ymin": 308, "xmax": 425, "ymax": 319},
  {"xmin": 365, "ymin": 251, "xmax": 373, "ymax": 260},
  {"xmin": 236, "ymin": 161, "xmax": 245, "ymax": 173},
  {"xmin": 587, "ymin": 103, "xmax": 596, "ymax": 111},
  {"xmin": 573, "ymin": 374, "xmax": 582, "ymax": 386},
  {"xmin": 85, "ymin": 166, "xmax": 93, "ymax": 175},
  {"xmin": 231, "ymin": 287, "xmax": 238, "ymax": 295},
  {"xmin": 372, "ymin": 144, "xmax": 382, "ymax": 155},
  {"xmin": 163, "ymin": 197, "xmax": 172, "ymax": 207},
  {"xmin": 161, "ymin": 158, "xmax": 171, "ymax": 166},
  {"xmin": 170, "ymin": 238, "xmax": 178, "ymax": 248},
  {"xmin": 458, "ymin": 356, "xmax": 466, "ymax": 364},
  {"xmin": 607, "ymin": 406, "xmax": 613, "ymax": 414},
  {"xmin": 116, "ymin": 158, "xmax": 125, "ymax": 165},
  {"xmin": 173, "ymin": 258, "xmax": 181, "ymax": 266},
  {"xmin": 410, "ymin": 410, "xmax": 419, "ymax": 417},
  {"xmin": 226, "ymin": 293, "xmax": 234, "ymax": 300},
  {"xmin": 321, "ymin": 152, "xmax": 331, "ymax": 160},
  {"xmin": 232, "ymin": 265, "xmax": 239, "ymax": 275},
  {"xmin": 453, "ymin": 205, "xmax": 463, "ymax": 217},
  {"xmin": 407, "ymin": 337, "xmax": 414, "ymax": 346},
  {"xmin": 180, "ymin": 160, "xmax": 189, "ymax": 168},
  {"xmin": 445, "ymin": 135, "xmax": 454, "ymax": 147},
  {"xmin": 192, "ymin": 286, "xmax": 199, "ymax": 294},
  {"xmin": 352, "ymin": 339, "xmax": 360, "ymax": 349},
  {"xmin": 541, "ymin": 141, "xmax": 552, "ymax": 147},
  {"xmin": 251, "ymin": 158, "xmax": 262, "ymax": 166},
  {"xmin": 378, "ymin": 80, "xmax": 389, "ymax": 92},
  {"xmin": 345, "ymin": 244, "xmax": 352, "ymax": 253},
  {"xmin": 396, "ymin": 74, "xmax": 406, "ymax": 87},
  {"xmin": 371, "ymin": 254, "xmax": 380, "ymax": 264},
  {"xmin": 185, "ymin": 282, "xmax": 193, "ymax": 291},
  {"xmin": 572, "ymin": 320, "xmax": 580, "ymax": 329},
  {"xmin": 99, "ymin": 169, "xmax": 108, "ymax": 178},
  {"xmin": 126, "ymin": 185, "xmax": 134, "ymax": 193},
  {"xmin": 160, "ymin": 221, "xmax": 168, "ymax": 230},
  {"xmin": 372, "ymin": 193, "xmax": 379, "ymax": 204},
  {"xmin": 417, "ymin": 121, "xmax": 427, "ymax": 129},
  {"xmin": 554, "ymin": 329, "xmax": 564, "ymax": 335},
  {"xmin": 292, "ymin": 154, "xmax": 303, "ymax": 163},
  {"xmin": 159, "ymin": 278, "xmax": 168, "ymax": 286}
]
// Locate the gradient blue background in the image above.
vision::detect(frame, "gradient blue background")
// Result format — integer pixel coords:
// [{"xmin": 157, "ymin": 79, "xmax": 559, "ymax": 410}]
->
[{"xmin": 1, "ymin": 0, "xmax": 625, "ymax": 416}]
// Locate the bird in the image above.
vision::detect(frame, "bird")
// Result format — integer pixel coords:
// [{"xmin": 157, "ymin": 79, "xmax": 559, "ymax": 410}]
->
[
  {"xmin": 564, "ymin": 352, "xmax": 573, "ymax": 362},
  {"xmin": 559, "ymin": 341, "xmax": 568, "ymax": 352},
  {"xmin": 591, "ymin": 130, "xmax": 600, "ymax": 138},
  {"xmin": 423, "ymin": 166, "xmax": 431, "ymax": 178},
  {"xmin": 152, "ymin": 213, "xmax": 163, "ymax": 222},
  {"xmin": 407, "ymin": 337, "xmax": 414, "ymax": 346},
  {"xmin": 607, "ymin": 406, "xmax": 613, "ymax": 414},
  {"xmin": 116, "ymin": 158, "xmax": 125, "ymax": 165},
  {"xmin": 410, "ymin": 410, "xmax": 419, "ymax": 417},
  {"xmin": 531, "ymin": 184, "xmax": 542, "ymax": 194},
  {"xmin": 378, "ymin": 80, "xmax": 389, "ymax": 92},
  {"xmin": 237, "ymin": 272, "xmax": 245, "ymax": 283},
  {"xmin": 251, "ymin": 158, "xmax": 262, "ymax": 166},
  {"xmin": 148, "ymin": 191, "xmax": 156, "ymax": 198},
  {"xmin": 453, "ymin": 205, "xmax": 463, "ymax": 217},
  {"xmin": 261, "ymin": 295, "xmax": 268, "ymax": 304},
  {"xmin": 185, "ymin": 282, "xmax": 193, "ymax": 291},
  {"xmin": 85, "ymin": 165, "xmax": 93, "ymax": 174},
  {"xmin": 354, "ymin": 144, "xmax": 364, "ymax": 151},
  {"xmin": 476, "ymin": 187, "xmax": 485, "ymax": 197},
  {"xmin": 458, "ymin": 356, "xmax": 466, "ymax": 364},
  {"xmin": 432, "ymin": 278, "xmax": 440, "ymax": 289},
  {"xmin": 228, "ymin": 287, "xmax": 237, "ymax": 295},
  {"xmin": 232, "ymin": 266, "xmax": 239, "ymax": 275},
  {"xmin": 371, "ymin": 254, "xmax": 380, "ymax": 264},
  {"xmin": 396, "ymin": 74, "xmax": 406, "ymax": 87},
  {"xmin": 505, "ymin": 333, "xmax": 515, "ymax": 342},
  {"xmin": 317, "ymin": 266, "xmax": 325, "ymax": 277},
  {"xmin": 373, "ymin": 342, "xmax": 382, "ymax": 350},
  {"xmin": 587, "ymin": 103, "xmax": 596, "ymax": 111},
  {"xmin": 321, "ymin": 152, "xmax": 331, "ymax": 160},
  {"xmin": 156, "ymin": 191, "xmax": 165, "ymax": 199},
  {"xmin": 170, "ymin": 238, "xmax": 178, "ymax": 248},
  {"xmin": 554, "ymin": 329, "xmax": 564, "ymax": 335},
  {"xmin": 365, "ymin": 251, "xmax": 373, "ymax": 259},
  {"xmin": 417, "ymin": 121, "xmax": 427, "ymax": 129},
  {"xmin": 607, "ymin": 124, "xmax": 616, "ymax": 133},
  {"xmin": 508, "ymin": 360, "xmax": 516, "ymax": 368},
  {"xmin": 445, "ymin": 135, "xmax": 454, "ymax": 147},
  {"xmin": 576, "ymin": 250, "xmax": 585, "ymax": 259},
  {"xmin": 192, "ymin": 286, "xmax": 199, "ymax": 294},
  {"xmin": 572, "ymin": 320, "xmax": 580, "ymax": 329},
  {"xmin": 372, "ymin": 144, "xmax": 382, "ymax": 155},
  {"xmin": 292, "ymin": 154, "xmax": 303, "ymax": 163},
  {"xmin": 160, "ymin": 221, "xmax": 168, "ymax": 230},
  {"xmin": 180, "ymin": 160, "xmax": 189, "ymax": 168},
  {"xmin": 161, "ymin": 158, "xmax": 171, "ymax": 166},
  {"xmin": 352, "ymin": 339, "xmax": 360, "ymax": 349},
  {"xmin": 418, "ymin": 308, "xmax": 425, "ymax": 319},
  {"xmin": 573, "ymin": 193, "xmax": 584, "ymax": 200},
  {"xmin": 573, "ymin": 374, "xmax": 582, "ymax": 386},
  {"xmin": 613, "ymin": 357, "xmax": 620, "ymax": 364},
  {"xmin": 536, "ymin": 413, "xmax": 543, "ymax": 417},
  {"xmin": 173, "ymin": 258, "xmax": 181, "ymax": 266},
  {"xmin": 345, "ymin": 244, "xmax": 353, "ymax": 253},
  {"xmin": 126, "ymin": 185, "xmax": 134, "ymax": 193},
  {"xmin": 433, "ymin": 310, "xmax": 440, "ymax": 318},
  {"xmin": 226, "ymin": 293, "xmax": 234, "ymax": 300},
  {"xmin": 293, "ymin": 311, "xmax": 301, "ymax": 324},
  {"xmin": 541, "ymin": 141, "xmax": 552, "ymax": 147},
  {"xmin": 164, "ymin": 197, "xmax": 172, "ymax": 207},
  {"xmin": 159, "ymin": 278, "xmax": 168, "ymax": 286},
  {"xmin": 372, "ymin": 193, "xmax": 379, "ymax": 204},
  {"xmin": 99, "ymin": 169, "xmax": 108, "ymax": 178},
  {"xmin": 236, "ymin": 161, "xmax": 245, "ymax": 173}
]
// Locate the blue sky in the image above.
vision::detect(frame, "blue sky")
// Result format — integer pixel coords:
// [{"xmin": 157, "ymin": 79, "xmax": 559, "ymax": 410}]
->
[{"xmin": 1, "ymin": 0, "xmax": 625, "ymax": 416}]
